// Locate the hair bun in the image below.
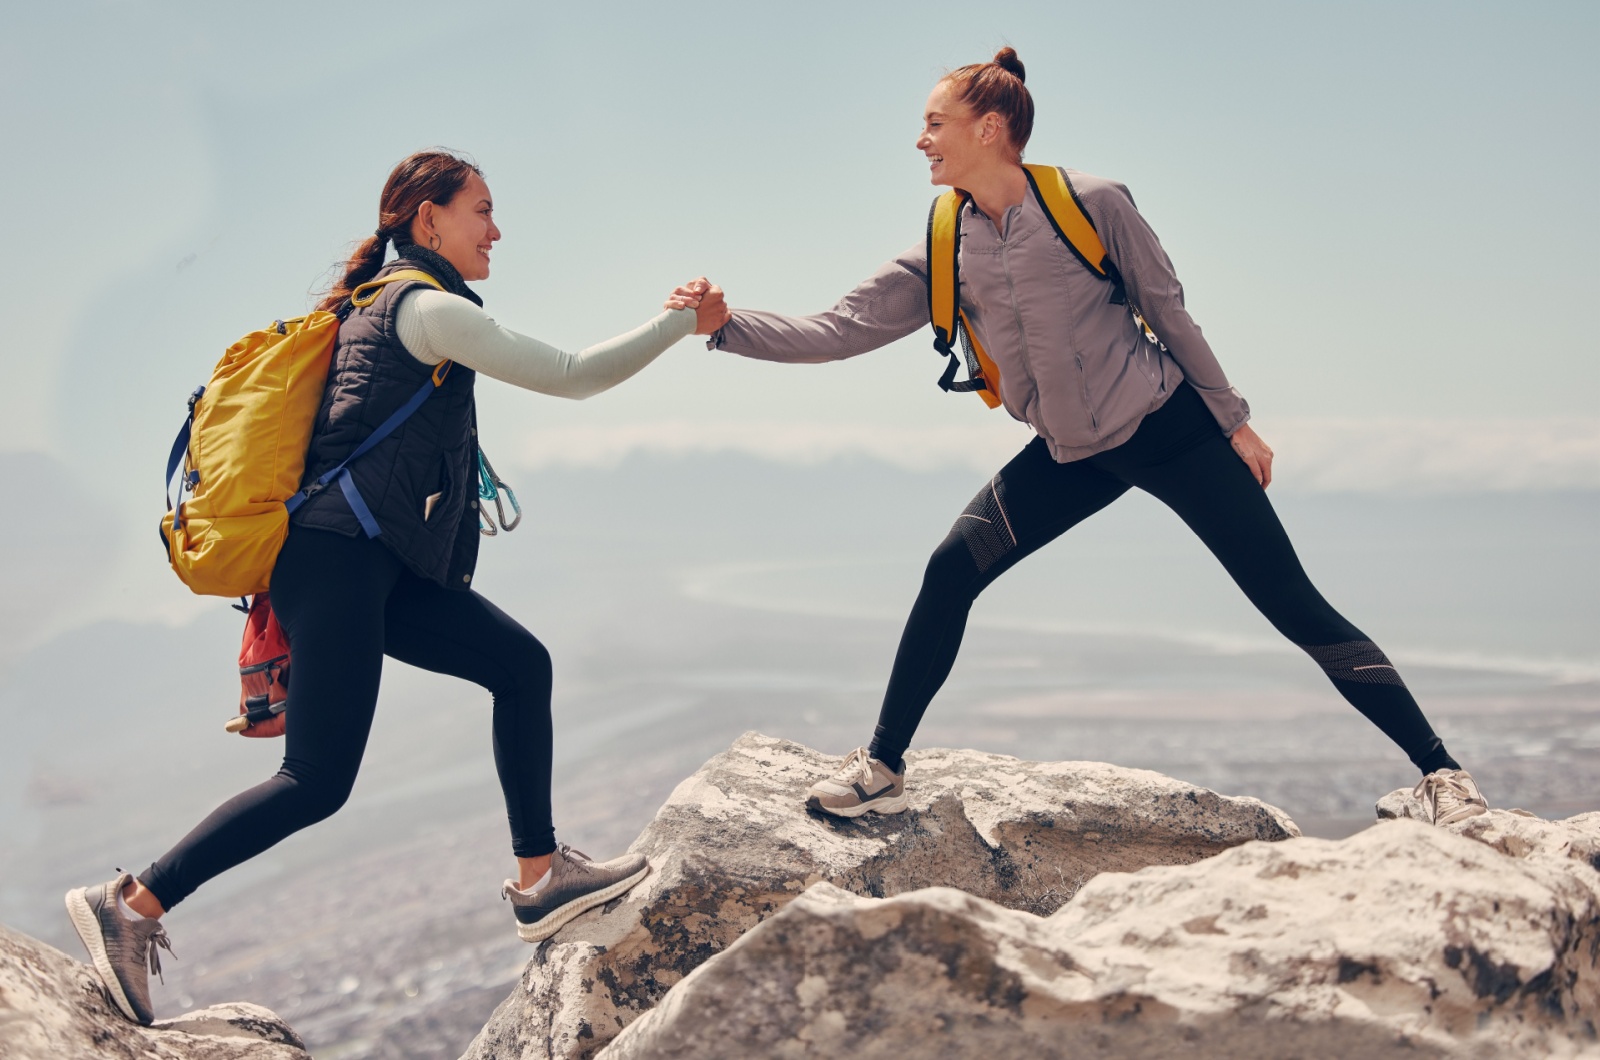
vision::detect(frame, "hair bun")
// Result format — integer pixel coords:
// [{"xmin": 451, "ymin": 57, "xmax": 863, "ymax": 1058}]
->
[{"xmin": 992, "ymin": 47, "xmax": 1025, "ymax": 82}]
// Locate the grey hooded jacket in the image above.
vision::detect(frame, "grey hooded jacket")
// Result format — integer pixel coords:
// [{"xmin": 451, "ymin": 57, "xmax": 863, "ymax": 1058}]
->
[{"xmin": 709, "ymin": 168, "xmax": 1249, "ymax": 463}]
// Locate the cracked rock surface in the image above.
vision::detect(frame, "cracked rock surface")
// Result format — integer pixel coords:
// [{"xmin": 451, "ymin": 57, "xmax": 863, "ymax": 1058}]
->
[
  {"xmin": 0, "ymin": 921, "xmax": 308, "ymax": 1059},
  {"xmin": 1377, "ymin": 788, "xmax": 1600, "ymax": 870},
  {"xmin": 462, "ymin": 731, "xmax": 1298, "ymax": 1060},
  {"xmin": 603, "ymin": 816, "xmax": 1600, "ymax": 1059}
]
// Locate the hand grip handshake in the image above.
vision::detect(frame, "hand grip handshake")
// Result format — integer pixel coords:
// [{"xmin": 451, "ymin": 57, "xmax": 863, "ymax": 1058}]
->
[{"xmin": 665, "ymin": 277, "xmax": 731, "ymax": 335}]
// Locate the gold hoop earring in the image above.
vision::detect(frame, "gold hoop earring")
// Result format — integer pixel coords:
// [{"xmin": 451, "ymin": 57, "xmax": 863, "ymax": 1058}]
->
[{"xmin": 429, "ymin": 234, "xmax": 442, "ymax": 251}]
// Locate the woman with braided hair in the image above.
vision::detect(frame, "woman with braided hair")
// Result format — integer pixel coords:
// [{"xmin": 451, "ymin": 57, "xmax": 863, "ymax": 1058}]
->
[{"xmin": 697, "ymin": 49, "xmax": 1486, "ymax": 828}]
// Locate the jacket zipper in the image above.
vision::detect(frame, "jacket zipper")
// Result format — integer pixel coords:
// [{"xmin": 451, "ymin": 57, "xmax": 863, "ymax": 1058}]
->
[
  {"xmin": 998, "ymin": 237, "xmax": 1045, "ymax": 428},
  {"xmin": 999, "ymin": 212, "xmax": 1098, "ymax": 442}
]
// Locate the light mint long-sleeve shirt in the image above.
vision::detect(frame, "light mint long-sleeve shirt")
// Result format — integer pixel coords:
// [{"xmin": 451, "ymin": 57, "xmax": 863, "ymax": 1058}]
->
[{"xmin": 396, "ymin": 290, "xmax": 694, "ymax": 399}]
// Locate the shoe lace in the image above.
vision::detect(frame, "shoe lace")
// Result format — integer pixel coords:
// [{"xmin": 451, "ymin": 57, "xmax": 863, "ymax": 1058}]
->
[
  {"xmin": 829, "ymin": 747, "xmax": 876, "ymax": 788},
  {"xmin": 558, "ymin": 843, "xmax": 594, "ymax": 877},
  {"xmin": 142, "ymin": 925, "xmax": 175, "ymax": 985},
  {"xmin": 1413, "ymin": 770, "xmax": 1473, "ymax": 822}
]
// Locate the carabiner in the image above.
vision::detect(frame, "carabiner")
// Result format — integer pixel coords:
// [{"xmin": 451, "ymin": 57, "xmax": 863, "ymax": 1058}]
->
[
  {"xmin": 493, "ymin": 480, "xmax": 522, "ymax": 532},
  {"xmin": 476, "ymin": 447, "xmax": 522, "ymax": 535}
]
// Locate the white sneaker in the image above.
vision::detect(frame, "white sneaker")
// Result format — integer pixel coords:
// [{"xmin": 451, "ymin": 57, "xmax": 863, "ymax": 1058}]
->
[
  {"xmin": 1413, "ymin": 768, "xmax": 1489, "ymax": 825},
  {"xmin": 805, "ymin": 747, "xmax": 908, "ymax": 818}
]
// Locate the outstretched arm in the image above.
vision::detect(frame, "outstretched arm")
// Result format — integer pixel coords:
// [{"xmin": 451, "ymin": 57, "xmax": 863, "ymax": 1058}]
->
[
  {"xmin": 395, "ymin": 283, "xmax": 722, "ymax": 400},
  {"xmin": 706, "ymin": 244, "xmax": 931, "ymax": 363}
]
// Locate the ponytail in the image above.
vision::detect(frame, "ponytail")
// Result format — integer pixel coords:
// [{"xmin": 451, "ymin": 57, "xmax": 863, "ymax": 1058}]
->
[
  {"xmin": 319, "ymin": 233, "xmax": 390, "ymax": 312},
  {"xmin": 316, "ymin": 149, "xmax": 483, "ymax": 313}
]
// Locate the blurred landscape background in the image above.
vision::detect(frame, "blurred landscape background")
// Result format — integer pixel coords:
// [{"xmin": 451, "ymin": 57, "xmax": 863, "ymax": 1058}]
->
[
  {"xmin": 2, "ymin": 452, "xmax": 1595, "ymax": 1058},
  {"xmin": 2, "ymin": 2, "xmax": 1594, "ymax": 1057}
]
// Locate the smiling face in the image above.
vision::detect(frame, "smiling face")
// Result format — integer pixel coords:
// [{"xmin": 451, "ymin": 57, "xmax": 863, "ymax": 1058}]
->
[
  {"xmin": 916, "ymin": 80, "xmax": 1013, "ymax": 190},
  {"xmin": 410, "ymin": 171, "xmax": 500, "ymax": 281}
]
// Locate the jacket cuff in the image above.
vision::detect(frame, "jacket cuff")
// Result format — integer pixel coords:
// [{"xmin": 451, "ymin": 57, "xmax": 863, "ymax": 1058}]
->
[{"xmin": 1186, "ymin": 381, "xmax": 1251, "ymax": 436}]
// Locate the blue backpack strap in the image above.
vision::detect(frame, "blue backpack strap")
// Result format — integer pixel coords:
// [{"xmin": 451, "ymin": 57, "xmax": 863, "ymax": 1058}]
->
[
  {"xmin": 163, "ymin": 386, "xmax": 207, "ymax": 538},
  {"xmin": 285, "ymin": 360, "xmax": 454, "ymax": 537}
]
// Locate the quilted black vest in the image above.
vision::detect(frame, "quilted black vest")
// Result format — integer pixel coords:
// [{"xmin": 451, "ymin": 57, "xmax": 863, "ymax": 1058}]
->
[{"xmin": 291, "ymin": 248, "xmax": 482, "ymax": 588}]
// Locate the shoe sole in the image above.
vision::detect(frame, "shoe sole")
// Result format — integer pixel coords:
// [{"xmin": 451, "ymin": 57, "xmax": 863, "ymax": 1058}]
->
[
  {"xmin": 64, "ymin": 888, "xmax": 144, "ymax": 1025},
  {"xmin": 1436, "ymin": 803, "xmax": 1490, "ymax": 826},
  {"xmin": 805, "ymin": 792, "xmax": 910, "ymax": 819},
  {"xmin": 516, "ymin": 863, "xmax": 651, "ymax": 943}
]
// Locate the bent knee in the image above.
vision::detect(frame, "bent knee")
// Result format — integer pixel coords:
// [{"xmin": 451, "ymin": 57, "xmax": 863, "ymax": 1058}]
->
[
  {"xmin": 274, "ymin": 769, "xmax": 358, "ymax": 825},
  {"xmin": 306, "ymin": 791, "xmax": 352, "ymax": 823},
  {"xmin": 946, "ymin": 477, "xmax": 1017, "ymax": 576},
  {"xmin": 520, "ymin": 635, "xmax": 553, "ymax": 684},
  {"xmin": 922, "ymin": 533, "xmax": 983, "ymax": 594},
  {"xmin": 495, "ymin": 634, "xmax": 552, "ymax": 700}
]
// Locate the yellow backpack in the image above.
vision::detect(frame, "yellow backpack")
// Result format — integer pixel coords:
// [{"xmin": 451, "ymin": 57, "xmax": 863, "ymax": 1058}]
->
[
  {"xmin": 159, "ymin": 269, "xmax": 445, "ymax": 597},
  {"xmin": 926, "ymin": 162, "xmax": 1161, "ymax": 407}
]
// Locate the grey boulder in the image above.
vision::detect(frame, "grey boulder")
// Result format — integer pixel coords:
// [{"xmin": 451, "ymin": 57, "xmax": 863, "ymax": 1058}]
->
[
  {"xmin": 0, "ymin": 921, "xmax": 308, "ymax": 1059},
  {"xmin": 603, "ymin": 816, "xmax": 1600, "ymax": 1059},
  {"xmin": 463, "ymin": 731, "xmax": 1299, "ymax": 1060}
]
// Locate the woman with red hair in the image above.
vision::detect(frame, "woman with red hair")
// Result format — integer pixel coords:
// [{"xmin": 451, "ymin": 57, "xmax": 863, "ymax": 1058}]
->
[{"xmin": 703, "ymin": 50, "xmax": 1485, "ymax": 831}]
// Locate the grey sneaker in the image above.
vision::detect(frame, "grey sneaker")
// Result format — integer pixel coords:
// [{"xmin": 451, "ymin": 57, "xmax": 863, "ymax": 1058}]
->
[
  {"xmin": 1414, "ymin": 768, "xmax": 1489, "ymax": 825},
  {"xmin": 805, "ymin": 747, "xmax": 908, "ymax": 818},
  {"xmin": 502, "ymin": 844, "xmax": 650, "ymax": 943},
  {"xmin": 64, "ymin": 872, "xmax": 174, "ymax": 1025}
]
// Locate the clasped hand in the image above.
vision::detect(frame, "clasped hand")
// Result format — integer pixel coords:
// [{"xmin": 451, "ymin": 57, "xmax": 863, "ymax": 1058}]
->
[{"xmin": 665, "ymin": 277, "xmax": 730, "ymax": 335}]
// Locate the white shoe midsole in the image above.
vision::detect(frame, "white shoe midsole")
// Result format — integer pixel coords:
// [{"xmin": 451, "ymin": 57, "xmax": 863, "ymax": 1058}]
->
[
  {"xmin": 515, "ymin": 864, "xmax": 651, "ymax": 943},
  {"xmin": 65, "ymin": 888, "xmax": 140, "ymax": 1023},
  {"xmin": 812, "ymin": 791, "xmax": 909, "ymax": 818}
]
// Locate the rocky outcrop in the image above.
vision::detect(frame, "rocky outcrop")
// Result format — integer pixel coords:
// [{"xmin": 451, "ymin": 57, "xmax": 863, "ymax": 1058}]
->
[
  {"xmin": 603, "ymin": 816, "xmax": 1600, "ymax": 1059},
  {"xmin": 0, "ymin": 922, "xmax": 308, "ymax": 1059},
  {"xmin": 464, "ymin": 732, "xmax": 1299, "ymax": 1060},
  {"xmin": 1377, "ymin": 788, "xmax": 1600, "ymax": 871}
]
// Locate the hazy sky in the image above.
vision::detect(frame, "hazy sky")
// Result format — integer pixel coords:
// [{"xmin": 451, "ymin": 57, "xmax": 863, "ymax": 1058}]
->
[
  {"xmin": 0, "ymin": 4, "xmax": 1596, "ymax": 903},
  {"xmin": 2, "ymin": 0, "xmax": 1595, "ymax": 498}
]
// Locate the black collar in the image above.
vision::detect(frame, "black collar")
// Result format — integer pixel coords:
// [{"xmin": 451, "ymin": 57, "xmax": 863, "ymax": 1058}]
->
[{"xmin": 390, "ymin": 243, "xmax": 483, "ymax": 307}]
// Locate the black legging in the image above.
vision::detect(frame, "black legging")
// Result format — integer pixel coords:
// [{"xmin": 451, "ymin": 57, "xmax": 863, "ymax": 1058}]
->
[
  {"xmin": 140, "ymin": 528, "xmax": 555, "ymax": 910},
  {"xmin": 867, "ymin": 382, "xmax": 1458, "ymax": 778}
]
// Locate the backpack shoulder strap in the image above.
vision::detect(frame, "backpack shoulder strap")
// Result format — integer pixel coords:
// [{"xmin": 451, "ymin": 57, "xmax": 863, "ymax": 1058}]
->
[
  {"xmin": 349, "ymin": 267, "xmax": 454, "ymax": 381},
  {"xmin": 284, "ymin": 267, "xmax": 456, "ymax": 536},
  {"xmin": 926, "ymin": 190, "xmax": 999, "ymax": 403},
  {"xmin": 1025, "ymin": 163, "xmax": 1165, "ymax": 346},
  {"xmin": 1021, "ymin": 163, "xmax": 1111, "ymax": 278},
  {"xmin": 926, "ymin": 189, "xmax": 967, "ymax": 357},
  {"xmin": 350, "ymin": 268, "xmax": 445, "ymax": 308}
]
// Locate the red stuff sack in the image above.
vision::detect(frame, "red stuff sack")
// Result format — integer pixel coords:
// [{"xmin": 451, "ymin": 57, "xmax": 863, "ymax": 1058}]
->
[{"xmin": 227, "ymin": 593, "xmax": 289, "ymax": 738}]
